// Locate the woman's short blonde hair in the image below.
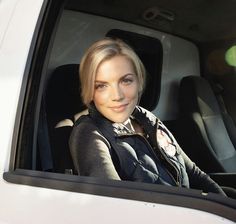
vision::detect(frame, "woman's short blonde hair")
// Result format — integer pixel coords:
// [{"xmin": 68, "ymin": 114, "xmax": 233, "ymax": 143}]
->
[{"xmin": 79, "ymin": 38, "xmax": 146, "ymax": 106}]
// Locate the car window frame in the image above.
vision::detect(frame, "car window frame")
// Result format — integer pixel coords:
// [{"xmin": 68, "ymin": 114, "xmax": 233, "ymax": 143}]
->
[{"xmin": 3, "ymin": 0, "xmax": 236, "ymax": 222}]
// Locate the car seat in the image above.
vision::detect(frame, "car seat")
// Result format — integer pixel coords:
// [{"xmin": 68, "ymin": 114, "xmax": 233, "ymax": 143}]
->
[
  {"xmin": 44, "ymin": 64, "xmax": 86, "ymax": 174},
  {"xmin": 179, "ymin": 75, "xmax": 236, "ymax": 173}
]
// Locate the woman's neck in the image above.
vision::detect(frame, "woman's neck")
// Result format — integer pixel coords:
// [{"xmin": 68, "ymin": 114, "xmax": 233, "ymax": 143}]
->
[{"xmin": 130, "ymin": 118, "xmax": 145, "ymax": 135}]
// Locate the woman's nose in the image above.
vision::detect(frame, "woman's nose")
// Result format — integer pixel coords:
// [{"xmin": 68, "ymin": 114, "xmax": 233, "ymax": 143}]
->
[{"xmin": 111, "ymin": 85, "xmax": 124, "ymax": 101}]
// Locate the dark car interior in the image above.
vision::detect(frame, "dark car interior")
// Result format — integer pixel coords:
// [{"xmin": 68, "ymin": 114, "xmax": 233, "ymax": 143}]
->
[
  {"xmin": 14, "ymin": 0, "xmax": 236, "ymax": 200},
  {"xmin": 179, "ymin": 75, "xmax": 236, "ymax": 173}
]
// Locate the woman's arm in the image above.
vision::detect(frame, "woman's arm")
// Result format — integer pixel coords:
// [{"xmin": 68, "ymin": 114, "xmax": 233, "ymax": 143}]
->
[
  {"xmin": 180, "ymin": 149, "xmax": 226, "ymax": 196},
  {"xmin": 69, "ymin": 121, "xmax": 121, "ymax": 180},
  {"xmin": 157, "ymin": 120, "xmax": 226, "ymax": 195}
]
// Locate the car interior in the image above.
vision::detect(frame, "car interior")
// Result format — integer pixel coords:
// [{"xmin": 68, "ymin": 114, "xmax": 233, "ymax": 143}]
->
[
  {"xmin": 179, "ymin": 75, "xmax": 236, "ymax": 173},
  {"xmin": 14, "ymin": 0, "xmax": 236, "ymax": 198},
  {"xmin": 43, "ymin": 29, "xmax": 164, "ymax": 174}
]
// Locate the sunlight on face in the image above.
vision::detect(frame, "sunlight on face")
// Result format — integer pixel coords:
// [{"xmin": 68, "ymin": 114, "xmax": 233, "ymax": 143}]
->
[{"xmin": 93, "ymin": 55, "xmax": 139, "ymax": 123}]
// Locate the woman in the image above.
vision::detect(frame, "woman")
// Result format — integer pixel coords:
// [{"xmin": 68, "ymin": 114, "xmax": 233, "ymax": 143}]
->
[{"xmin": 69, "ymin": 38, "xmax": 225, "ymax": 195}]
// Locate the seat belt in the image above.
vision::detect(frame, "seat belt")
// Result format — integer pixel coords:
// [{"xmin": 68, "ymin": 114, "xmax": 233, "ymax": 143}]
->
[
  {"xmin": 209, "ymin": 79, "xmax": 236, "ymax": 148},
  {"xmin": 208, "ymin": 79, "xmax": 228, "ymax": 114}
]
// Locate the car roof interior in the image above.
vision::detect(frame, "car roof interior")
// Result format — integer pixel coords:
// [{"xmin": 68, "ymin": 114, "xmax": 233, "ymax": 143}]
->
[{"xmin": 65, "ymin": 0, "xmax": 236, "ymax": 43}]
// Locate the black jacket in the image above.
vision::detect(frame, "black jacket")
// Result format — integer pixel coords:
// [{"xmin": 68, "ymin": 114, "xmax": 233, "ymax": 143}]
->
[{"xmin": 69, "ymin": 105, "xmax": 225, "ymax": 195}]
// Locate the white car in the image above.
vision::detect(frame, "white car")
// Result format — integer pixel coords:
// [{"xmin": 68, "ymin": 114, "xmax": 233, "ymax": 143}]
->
[{"xmin": 0, "ymin": 0, "xmax": 235, "ymax": 223}]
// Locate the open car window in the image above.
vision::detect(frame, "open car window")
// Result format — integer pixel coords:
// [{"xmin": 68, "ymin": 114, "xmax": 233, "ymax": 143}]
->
[{"xmin": 3, "ymin": 0, "xmax": 236, "ymax": 222}]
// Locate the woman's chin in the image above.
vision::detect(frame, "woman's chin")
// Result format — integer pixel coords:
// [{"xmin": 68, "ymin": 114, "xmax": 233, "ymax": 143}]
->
[{"xmin": 105, "ymin": 113, "xmax": 130, "ymax": 123}]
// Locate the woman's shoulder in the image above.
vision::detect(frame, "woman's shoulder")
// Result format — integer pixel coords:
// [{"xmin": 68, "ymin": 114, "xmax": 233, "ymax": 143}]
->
[
  {"xmin": 74, "ymin": 114, "xmax": 94, "ymax": 128},
  {"xmin": 72, "ymin": 115, "xmax": 100, "ymax": 136},
  {"xmin": 134, "ymin": 106, "xmax": 160, "ymax": 126},
  {"xmin": 70, "ymin": 115, "xmax": 110, "ymax": 146}
]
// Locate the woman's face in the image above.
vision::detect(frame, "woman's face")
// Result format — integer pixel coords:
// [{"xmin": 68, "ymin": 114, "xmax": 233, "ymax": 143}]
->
[{"xmin": 93, "ymin": 55, "xmax": 139, "ymax": 123}]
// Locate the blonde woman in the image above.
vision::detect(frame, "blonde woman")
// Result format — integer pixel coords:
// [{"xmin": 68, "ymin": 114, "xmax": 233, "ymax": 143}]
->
[{"xmin": 69, "ymin": 38, "xmax": 225, "ymax": 195}]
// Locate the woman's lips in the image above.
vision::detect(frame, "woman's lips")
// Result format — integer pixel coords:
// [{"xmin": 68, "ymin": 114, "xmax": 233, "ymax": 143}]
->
[{"xmin": 109, "ymin": 104, "xmax": 129, "ymax": 112}]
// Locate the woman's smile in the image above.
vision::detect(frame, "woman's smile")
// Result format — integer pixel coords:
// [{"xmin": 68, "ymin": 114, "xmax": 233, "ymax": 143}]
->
[
  {"xmin": 93, "ymin": 55, "xmax": 139, "ymax": 123},
  {"xmin": 109, "ymin": 103, "xmax": 129, "ymax": 112}
]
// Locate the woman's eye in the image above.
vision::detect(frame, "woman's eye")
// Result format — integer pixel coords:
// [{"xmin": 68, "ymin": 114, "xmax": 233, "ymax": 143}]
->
[
  {"xmin": 95, "ymin": 83, "xmax": 107, "ymax": 90},
  {"xmin": 122, "ymin": 78, "xmax": 133, "ymax": 85}
]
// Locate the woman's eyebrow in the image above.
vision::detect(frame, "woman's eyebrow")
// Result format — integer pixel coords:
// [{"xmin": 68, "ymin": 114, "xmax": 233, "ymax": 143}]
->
[
  {"xmin": 95, "ymin": 73, "xmax": 136, "ymax": 83},
  {"xmin": 120, "ymin": 73, "xmax": 136, "ymax": 78},
  {"xmin": 119, "ymin": 73, "xmax": 136, "ymax": 80},
  {"xmin": 94, "ymin": 80, "xmax": 108, "ymax": 83}
]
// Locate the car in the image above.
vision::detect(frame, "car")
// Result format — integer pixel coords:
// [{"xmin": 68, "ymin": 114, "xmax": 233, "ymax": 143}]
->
[{"xmin": 0, "ymin": 0, "xmax": 235, "ymax": 223}]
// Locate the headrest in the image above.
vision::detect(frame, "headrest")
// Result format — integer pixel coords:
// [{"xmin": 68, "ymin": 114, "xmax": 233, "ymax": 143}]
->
[
  {"xmin": 45, "ymin": 64, "xmax": 86, "ymax": 119},
  {"xmin": 179, "ymin": 76, "xmax": 221, "ymax": 117},
  {"xmin": 106, "ymin": 29, "xmax": 163, "ymax": 110}
]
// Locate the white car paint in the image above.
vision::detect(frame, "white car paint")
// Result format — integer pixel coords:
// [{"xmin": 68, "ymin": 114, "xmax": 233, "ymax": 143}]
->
[{"xmin": 0, "ymin": 1, "xmax": 234, "ymax": 223}]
